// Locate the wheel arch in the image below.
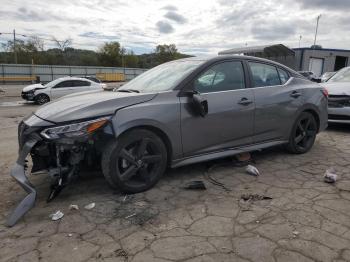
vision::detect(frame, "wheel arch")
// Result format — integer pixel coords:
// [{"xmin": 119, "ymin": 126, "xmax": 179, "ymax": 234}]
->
[{"xmin": 303, "ymin": 108, "xmax": 320, "ymax": 132}]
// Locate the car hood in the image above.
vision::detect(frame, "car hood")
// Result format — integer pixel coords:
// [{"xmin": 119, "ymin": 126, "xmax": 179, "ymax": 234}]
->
[
  {"xmin": 323, "ymin": 82, "xmax": 350, "ymax": 95},
  {"xmin": 35, "ymin": 90, "xmax": 157, "ymax": 123},
  {"xmin": 22, "ymin": 83, "xmax": 45, "ymax": 92}
]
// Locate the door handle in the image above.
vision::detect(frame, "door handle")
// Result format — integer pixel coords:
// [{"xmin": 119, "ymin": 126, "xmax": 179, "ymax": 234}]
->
[
  {"xmin": 290, "ymin": 91, "xmax": 301, "ymax": 98},
  {"xmin": 238, "ymin": 97, "xmax": 253, "ymax": 105}
]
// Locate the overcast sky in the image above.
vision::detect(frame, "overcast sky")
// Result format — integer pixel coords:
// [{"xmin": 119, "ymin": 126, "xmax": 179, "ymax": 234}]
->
[{"xmin": 0, "ymin": 0, "xmax": 349, "ymax": 55}]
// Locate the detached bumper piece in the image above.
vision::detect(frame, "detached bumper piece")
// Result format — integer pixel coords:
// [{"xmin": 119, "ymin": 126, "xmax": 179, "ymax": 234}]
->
[{"xmin": 6, "ymin": 135, "xmax": 41, "ymax": 227}]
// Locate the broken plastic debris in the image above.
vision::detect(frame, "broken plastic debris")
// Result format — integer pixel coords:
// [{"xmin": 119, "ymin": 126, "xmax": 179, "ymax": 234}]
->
[
  {"xmin": 50, "ymin": 210, "xmax": 64, "ymax": 221},
  {"xmin": 69, "ymin": 204, "xmax": 79, "ymax": 210},
  {"xmin": 125, "ymin": 213, "xmax": 136, "ymax": 219},
  {"xmin": 246, "ymin": 165, "xmax": 260, "ymax": 176},
  {"xmin": 324, "ymin": 168, "xmax": 337, "ymax": 183},
  {"xmin": 84, "ymin": 202, "xmax": 95, "ymax": 210},
  {"xmin": 292, "ymin": 231, "xmax": 299, "ymax": 236},
  {"xmin": 184, "ymin": 180, "xmax": 207, "ymax": 190},
  {"xmin": 241, "ymin": 193, "xmax": 272, "ymax": 201}
]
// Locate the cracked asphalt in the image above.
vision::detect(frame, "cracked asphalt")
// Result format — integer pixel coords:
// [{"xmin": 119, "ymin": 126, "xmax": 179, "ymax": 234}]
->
[{"xmin": 1, "ymin": 86, "xmax": 350, "ymax": 262}]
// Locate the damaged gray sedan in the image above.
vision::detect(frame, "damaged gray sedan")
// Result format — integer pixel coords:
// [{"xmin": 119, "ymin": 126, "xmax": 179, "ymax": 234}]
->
[{"xmin": 8, "ymin": 55, "xmax": 328, "ymax": 226}]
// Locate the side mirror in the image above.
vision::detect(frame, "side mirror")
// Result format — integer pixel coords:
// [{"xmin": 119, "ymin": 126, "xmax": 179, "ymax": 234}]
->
[{"xmin": 192, "ymin": 93, "xmax": 208, "ymax": 117}]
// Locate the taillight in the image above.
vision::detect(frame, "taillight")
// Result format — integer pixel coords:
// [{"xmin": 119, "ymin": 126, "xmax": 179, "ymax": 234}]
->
[{"xmin": 321, "ymin": 88, "xmax": 328, "ymax": 98}]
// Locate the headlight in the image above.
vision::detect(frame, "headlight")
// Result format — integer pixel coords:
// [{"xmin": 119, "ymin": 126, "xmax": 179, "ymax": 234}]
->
[{"xmin": 40, "ymin": 117, "xmax": 110, "ymax": 139}]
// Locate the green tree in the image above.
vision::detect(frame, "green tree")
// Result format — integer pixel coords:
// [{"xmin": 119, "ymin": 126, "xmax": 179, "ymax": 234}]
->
[
  {"xmin": 98, "ymin": 41, "xmax": 123, "ymax": 66},
  {"xmin": 154, "ymin": 44, "xmax": 180, "ymax": 64},
  {"xmin": 124, "ymin": 50, "xmax": 139, "ymax": 68}
]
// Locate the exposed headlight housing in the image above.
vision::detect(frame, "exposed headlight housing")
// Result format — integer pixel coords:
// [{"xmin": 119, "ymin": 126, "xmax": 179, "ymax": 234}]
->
[{"xmin": 40, "ymin": 116, "xmax": 110, "ymax": 139}]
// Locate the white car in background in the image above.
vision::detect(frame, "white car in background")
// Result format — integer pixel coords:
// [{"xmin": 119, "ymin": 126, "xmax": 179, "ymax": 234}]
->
[{"xmin": 21, "ymin": 77, "xmax": 106, "ymax": 105}]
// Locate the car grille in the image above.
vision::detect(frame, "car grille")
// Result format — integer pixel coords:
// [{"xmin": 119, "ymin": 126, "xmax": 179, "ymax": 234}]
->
[{"xmin": 328, "ymin": 95, "xmax": 350, "ymax": 108}]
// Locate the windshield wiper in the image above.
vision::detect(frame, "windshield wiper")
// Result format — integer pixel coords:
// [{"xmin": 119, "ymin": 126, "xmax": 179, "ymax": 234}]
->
[{"xmin": 117, "ymin": 89, "xmax": 140, "ymax": 93}]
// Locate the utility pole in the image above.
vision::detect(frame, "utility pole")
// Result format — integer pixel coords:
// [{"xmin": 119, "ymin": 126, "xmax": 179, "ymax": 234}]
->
[
  {"xmin": 310, "ymin": 15, "xmax": 321, "ymax": 74},
  {"xmin": 13, "ymin": 29, "xmax": 17, "ymax": 64},
  {"xmin": 313, "ymin": 15, "xmax": 321, "ymax": 47},
  {"xmin": 299, "ymin": 35, "xmax": 302, "ymax": 48}
]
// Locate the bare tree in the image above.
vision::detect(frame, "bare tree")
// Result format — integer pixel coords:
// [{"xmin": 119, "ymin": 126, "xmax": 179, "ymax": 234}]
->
[
  {"xmin": 52, "ymin": 37, "xmax": 72, "ymax": 51},
  {"xmin": 27, "ymin": 36, "xmax": 45, "ymax": 51}
]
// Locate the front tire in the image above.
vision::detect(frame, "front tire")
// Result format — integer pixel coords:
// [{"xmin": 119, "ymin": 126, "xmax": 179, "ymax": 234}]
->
[
  {"xmin": 101, "ymin": 129, "xmax": 167, "ymax": 193},
  {"xmin": 286, "ymin": 112, "xmax": 317, "ymax": 154},
  {"xmin": 35, "ymin": 94, "xmax": 50, "ymax": 105}
]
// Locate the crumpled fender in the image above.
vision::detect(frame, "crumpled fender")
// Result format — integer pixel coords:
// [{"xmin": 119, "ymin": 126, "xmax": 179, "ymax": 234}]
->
[{"xmin": 6, "ymin": 134, "xmax": 41, "ymax": 227}]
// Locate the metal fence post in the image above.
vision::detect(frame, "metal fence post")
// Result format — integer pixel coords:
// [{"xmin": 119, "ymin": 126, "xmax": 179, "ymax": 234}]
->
[
  {"xmin": 51, "ymin": 65, "xmax": 54, "ymax": 81},
  {"xmin": 1, "ymin": 64, "xmax": 4, "ymax": 84}
]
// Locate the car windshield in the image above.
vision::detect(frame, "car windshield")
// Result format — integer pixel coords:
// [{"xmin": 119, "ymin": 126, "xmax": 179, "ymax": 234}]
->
[
  {"xmin": 117, "ymin": 59, "xmax": 204, "ymax": 93},
  {"xmin": 328, "ymin": 67, "xmax": 350, "ymax": 82},
  {"xmin": 44, "ymin": 78, "xmax": 64, "ymax": 87}
]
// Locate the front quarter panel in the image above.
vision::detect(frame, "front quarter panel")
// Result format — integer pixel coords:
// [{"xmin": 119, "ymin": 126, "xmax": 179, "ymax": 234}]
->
[{"xmin": 112, "ymin": 91, "xmax": 182, "ymax": 160}]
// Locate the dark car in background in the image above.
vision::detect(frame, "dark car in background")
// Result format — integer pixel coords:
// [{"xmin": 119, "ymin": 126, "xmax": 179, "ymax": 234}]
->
[{"xmin": 7, "ymin": 55, "xmax": 328, "ymax": 226}]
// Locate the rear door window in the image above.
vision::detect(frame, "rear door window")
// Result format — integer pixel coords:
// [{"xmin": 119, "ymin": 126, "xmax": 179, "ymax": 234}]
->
[
  {"xmin": 72, "ymin": 80, "xmax": 91, "ymax": 87},
  {"xmin": 54, "ymin": 80, "xmax": 73, "ymax": 88},
  {"xmin": 277, "ymin": 68, "xmax": 290, "ymax": 84},
  {"xmin": 248, "ymin": 62, "xmax": 281, "ymax": 87}
]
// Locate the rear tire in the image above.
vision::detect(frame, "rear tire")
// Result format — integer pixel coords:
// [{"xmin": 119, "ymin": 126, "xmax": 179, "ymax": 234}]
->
[
  {"xmin": 35, "ymin": 94, "xmax": 50, "ymax": 105},
  {"xmin": 101, "ymin": 129, "xmax": 167, "ymax": 193},
  {"xmin": 286, "ymin": 112, "xmax": 317, "ymax": 154}
]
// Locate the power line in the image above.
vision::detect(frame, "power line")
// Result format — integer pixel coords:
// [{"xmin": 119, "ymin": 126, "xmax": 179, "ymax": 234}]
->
[{"xmin": 0, "ymin": 31, "xmax": 67, "ymax": 43}]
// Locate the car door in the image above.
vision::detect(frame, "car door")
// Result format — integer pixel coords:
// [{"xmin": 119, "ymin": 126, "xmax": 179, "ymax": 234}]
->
[
  {"xmin": 50, "ymin": 80, "xmax": 74, "ymax": 99},
  {"xmin": 71, "ymin": 80, "xmax": 92, "ymax": 93},
  {"xmin": 180, "ymin": 60, "xmax": 255, "ymax": 157},
  {"xmin": 247, "ymin": 61, "xmax": 303, "ymax": 143}
]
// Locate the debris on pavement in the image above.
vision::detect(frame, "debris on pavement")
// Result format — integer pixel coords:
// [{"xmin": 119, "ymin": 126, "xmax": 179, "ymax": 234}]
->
[
  {"xmin": 184, "ymin": 180, "xmax": 207, "ymax": 190},
  {"xmin": 50, "ymin": 210, "xmax": 64, "ymax": 221},
  {"xmin": 69, "ymin": 204, "xmax": 79, "ymax": 210},
  {"xmin": 68, "ymin": 233, "xmax": 73, "ymax": 237},
  {"xmin": 292, "ymin": 231, "xmax": 299, "ymax": 237},
  {"xmin": 324, "ymin": 168, "xmax": 337, "ymax": 183},
  {"xmin": 241, "ymin": 193, "xmax": 272, "ymax": 201},
  {"xmin": 233, "ymin": 152, "xmax": 255, "ymax": 167},
  {"xmin": 125, "ymin": 213, "xmax": 136, "ymax": 219},
  {"xmin": 205, "ymin": 164, "xmax": 232, "ymax": 192},
  {"xmin": 246, "ymin": 165, "xmax": 260, "ymax": 176},
  {"xmin": 84, "ymin": 202, "xmax": 96, "ymax": 210},
  {"xmin": 115, "ymin": 248, "xmax": 128, "ymax": 259},
  {"xmin": 123, "ymin": 195, "xmax": 128, "ymax": 202}
]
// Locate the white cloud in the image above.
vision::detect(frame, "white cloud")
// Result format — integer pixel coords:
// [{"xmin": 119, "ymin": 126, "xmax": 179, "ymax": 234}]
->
[{"xmin": 0, "ymin": 0, "xmax": 349, "ymax": 55}]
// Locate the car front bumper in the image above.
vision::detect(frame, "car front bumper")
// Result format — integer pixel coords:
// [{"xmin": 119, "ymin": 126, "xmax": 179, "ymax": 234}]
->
[
  {"xmin": 21, "ymin": 91, "xmax": 35, "ymax": 101},
  {"xmin": 6, "ymin": 134, "xmax": 42, "ymax": 227},
  {"xmin": 328, "ymin": 107, "xmax": 350, "ymax": 124}
]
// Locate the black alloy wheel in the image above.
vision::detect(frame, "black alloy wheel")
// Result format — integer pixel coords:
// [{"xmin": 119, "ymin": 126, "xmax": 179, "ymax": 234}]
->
[
  {"xmin": 35, "ymin": 94, "xmax": 50, "ymax": 105},
  {"xmin": 287, "ymin": 112, "xmax": 317, "ymax": 154},
  {"xmin": 102, "ymin": 129, "xmax": 167, "ymax": 193}
]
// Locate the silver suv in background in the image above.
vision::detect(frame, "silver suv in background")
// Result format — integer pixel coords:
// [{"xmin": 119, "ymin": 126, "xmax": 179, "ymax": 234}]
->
[{"xmin": 7, "ymin": 55, "xmax": 328, "ymax": 226}]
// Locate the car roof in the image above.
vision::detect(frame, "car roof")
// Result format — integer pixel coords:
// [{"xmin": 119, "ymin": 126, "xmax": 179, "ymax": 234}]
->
[
  {"xmin": 172, "ymin": 55, "xmax": 299, "ymax": 72},
  {"xmin": 56, "ymin": 76, "xmax": 94, "ymax": 82},
  {"xmin": 177, "ymin": 55, "xmax": 300, "ymax": 76}
]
